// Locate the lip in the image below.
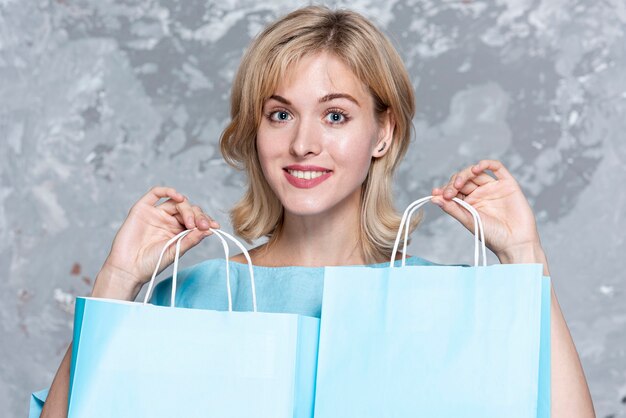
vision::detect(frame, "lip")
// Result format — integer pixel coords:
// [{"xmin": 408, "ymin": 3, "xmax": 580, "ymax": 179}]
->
[
  {"xmin": 283, "ymin": 164, "xmax": 330, "ymax": 172},
  {"xmin": 283, "ymin": 165, "xmax": 333, "ymax": 189}
]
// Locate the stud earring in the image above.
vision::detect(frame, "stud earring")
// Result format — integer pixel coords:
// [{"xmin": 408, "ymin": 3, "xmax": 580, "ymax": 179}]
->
[{"xmin": 377, "ymin": 142, "xmax": 386, "ymax": 152}]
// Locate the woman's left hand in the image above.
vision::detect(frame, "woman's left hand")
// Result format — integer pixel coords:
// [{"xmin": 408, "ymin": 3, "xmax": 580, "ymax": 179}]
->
[{"xmin": 431, "ymin": 159, "xmax": 543, "ymax": 262}]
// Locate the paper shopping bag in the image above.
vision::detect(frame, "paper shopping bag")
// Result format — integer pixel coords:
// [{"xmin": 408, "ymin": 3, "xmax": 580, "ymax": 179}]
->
[
  {"xmin": 67, "ymin": 229, "xmax": 320, "ymax": 418},
  {"xmin": 68, "ymin": 298, "xmax": 319, "ymax": 417},
  {"xmin": 314, "ymin": 196, "xmax": 550, "ymax": 418}
]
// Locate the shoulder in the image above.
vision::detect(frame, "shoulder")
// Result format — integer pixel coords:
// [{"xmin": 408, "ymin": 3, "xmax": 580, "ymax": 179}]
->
[
  {"xmin": 229, "ymin": 243, "xmax": 274, "ymax": 267},
  {"xmin": 229, "ymin": 253, "xmax": 249, "ymax": 264}
]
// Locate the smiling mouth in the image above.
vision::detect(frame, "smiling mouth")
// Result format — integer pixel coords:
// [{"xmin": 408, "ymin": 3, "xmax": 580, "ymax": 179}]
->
[
  {"xmin": 285, "ymin": 169, "xmax": 331, "ymax": 180},
  {"xmin": 282, "ymin": 167, "xmax": 333, "ymax": 189}
]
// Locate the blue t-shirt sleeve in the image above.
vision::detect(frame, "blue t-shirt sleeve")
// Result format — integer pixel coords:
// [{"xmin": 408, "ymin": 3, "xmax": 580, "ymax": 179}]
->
[{"xmin": 28, "ymin": 388, "xmax": 48, "ymax": 418}]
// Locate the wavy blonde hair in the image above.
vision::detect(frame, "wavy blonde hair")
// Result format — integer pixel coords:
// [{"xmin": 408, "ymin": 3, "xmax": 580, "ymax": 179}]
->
[{"xmin": 220, "ymin": 6, "xmax": 417, "ymax": 263}]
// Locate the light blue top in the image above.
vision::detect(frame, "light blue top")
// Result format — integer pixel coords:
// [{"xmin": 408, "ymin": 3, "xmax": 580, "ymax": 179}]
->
[
  {"xmin": 29, "ymin": 256, "xmax": 436, "ymax": 416},
  {"xmin": 151, "ymin": 256, "xmax": 436, "ymax": 318}
]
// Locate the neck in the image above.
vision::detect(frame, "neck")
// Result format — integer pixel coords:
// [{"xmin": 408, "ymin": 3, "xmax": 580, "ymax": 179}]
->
[{"xmin": 254, "ymin": 190, "xmax": 366, "ymax": 267}]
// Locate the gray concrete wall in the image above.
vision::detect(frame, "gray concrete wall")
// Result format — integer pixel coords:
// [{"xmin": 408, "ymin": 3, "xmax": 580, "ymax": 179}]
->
[{"xmin": 1, "ymin": 0, "xmax": 624, "ymax": 416}]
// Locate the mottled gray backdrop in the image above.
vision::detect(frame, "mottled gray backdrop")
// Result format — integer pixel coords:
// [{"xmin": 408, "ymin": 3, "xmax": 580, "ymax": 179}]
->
[{"xmin": 1, "ymin": 0, "xmax": 625, "ymax": 416}]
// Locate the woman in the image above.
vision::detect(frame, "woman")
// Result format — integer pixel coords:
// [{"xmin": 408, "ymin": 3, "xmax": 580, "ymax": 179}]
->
[{"xmin": 36, "ymin": 6, "xmax": 594, "ymax": 417}]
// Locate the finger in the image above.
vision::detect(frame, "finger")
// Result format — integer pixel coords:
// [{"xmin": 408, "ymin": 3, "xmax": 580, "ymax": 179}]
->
[
  {"xmin": 153, "ymin": 201, "xmax": 192, "ymax": 231},
  {"xmin": 466, "ymin": 172, "xmax": 495, "ymax": 187},
  {"xmin": 191, "ymin": 206, "xmax": 220, "ymax": 231},
  {"xmin": 458, "ymin": 173, "xmax": 497, "ymax": 195},
  {"xmin": 433, "ymin": 183, "xmax": 473, "ymax": 196},
  {"xmin": 157, "ymin": 200, "xmax": 181, "ymax": 216},
  {"xmin": 175, "ymin": 199, "xmax": 198, "ymax": 230},
  {"xmin": 443, "ymin": 175, "xmax": 464, "ymax": 199},
  {"xmin": 454, "ymin": 172, "xmax": 495, "ymax": 189},
  {"xmin": 435, "ymin": 181, "xmax": 479, "ymax": 204},
  {"xmin": 160, "ymin": 199, "xmax": 220, "ymax": 231},
  {"xmin": 471, "ymin": 159, "xmax": 513, "ymax": 181},
  {"xmin": 191, "ymin": 206, "xmax": 205, "ymax": 227},
  {"xmin": 138, "ymin": 186, "xmax": 185, "ymax": 206},
  {"xmin": 173, "ymin": 213, "xmax": 185, "ymax": 226},
  {"xmin": 431, "ymin": 183, "xmax": 459, "ymax": 200},
  {"xmin": 445, "ymin": 167, "xmax": 497, "ymax": 200},
  {"xmin": 452, "ymin": 167, "xmax": 470, "ymax": 187},
  {"xmin": 434, "ymin": 182, "xmax": 467, "ymax": 197},
  {"xmin": 431, "ymin": 195, "xmax": 476, "ymax": 232},
  {"xmin": 164, "ymin": 228, "xmax": 208, "ymax": 259},
  {"xmin": 441, "ymin": 169, "xmax": 471, "ymax": 199},
  {"xmin": 457, "ymin": 181, "xmax": 479, "ymax": 197}
]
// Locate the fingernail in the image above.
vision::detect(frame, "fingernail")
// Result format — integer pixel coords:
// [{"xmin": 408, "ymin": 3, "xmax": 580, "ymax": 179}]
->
[{"xmin": 433, "ymin": 199, "xmax": 443, "ymax": 207}]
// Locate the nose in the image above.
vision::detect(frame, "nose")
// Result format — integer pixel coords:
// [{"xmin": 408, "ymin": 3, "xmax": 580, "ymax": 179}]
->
[{"xmin": 289, "ymin": 117, "xmax": 322, "ymax": 158}]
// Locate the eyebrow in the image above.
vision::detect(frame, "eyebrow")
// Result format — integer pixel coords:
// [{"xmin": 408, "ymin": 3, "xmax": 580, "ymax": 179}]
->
[
  {"xmin": 319, "ymin": 93, "xmax": 360, "ymax": 107},
  {"xmin": 268, "ymin": 93, "xmax": 361, "ymax": 107}
]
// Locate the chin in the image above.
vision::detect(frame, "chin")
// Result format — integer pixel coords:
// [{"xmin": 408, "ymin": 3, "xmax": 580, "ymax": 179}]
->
[
  {"xmin": 279, "ymin": 196, "xmax": 333, "ymax": 216},
  {"xmin": 278, "ymin": 187, "xmax": 361, "ymax": 219}
]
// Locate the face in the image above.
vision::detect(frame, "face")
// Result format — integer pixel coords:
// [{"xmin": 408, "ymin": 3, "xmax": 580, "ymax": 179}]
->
[{"xmin": 256, "ymin": 51, "xmax": 392, "ymax": 218}]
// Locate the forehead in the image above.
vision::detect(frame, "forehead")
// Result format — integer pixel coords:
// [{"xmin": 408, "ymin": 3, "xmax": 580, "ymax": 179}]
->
[{"xmin": 271, "ymin": 51, "xmax": 371, "ymax": 101}]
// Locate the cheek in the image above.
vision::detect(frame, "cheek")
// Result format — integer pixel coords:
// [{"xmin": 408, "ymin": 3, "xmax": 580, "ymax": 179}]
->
[
  {"xmin": 256, "ymin": 132, "xmax": 277, "ymax": 169},
  {"xmin": 331, "ymin": 128, "xmax": 377, "ymax": 170},
  {"xmin": 256, "ymin": 121, "xmax": 290, "ymax": 155},
  {"xmin": 255, "ymin": 131, "xmax": 288, "ymax": 192}
]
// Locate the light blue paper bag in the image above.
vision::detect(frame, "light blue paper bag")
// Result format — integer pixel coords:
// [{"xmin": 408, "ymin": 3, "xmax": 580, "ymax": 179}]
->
[
  {"xmin": 67, "ymin": 229, "xmax": 320, "ymax": 418},
  {"xmin": 314, "ymin": 197, "xmax": 550, "ymax": 418}
]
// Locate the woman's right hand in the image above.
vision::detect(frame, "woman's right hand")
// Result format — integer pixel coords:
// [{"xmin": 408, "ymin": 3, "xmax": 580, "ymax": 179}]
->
[{"xmin": 94, "ymin": 186, "xmax": 219, "ymax": 298}]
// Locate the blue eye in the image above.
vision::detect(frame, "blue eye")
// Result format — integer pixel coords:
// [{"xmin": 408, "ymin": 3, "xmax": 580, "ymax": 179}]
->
[
  {"xmin": 269, "ymin": 111, "xmax": 292, "ymax": 122},
  {"xmin": 325, "ymin": 110, "xmax": 348, "ymax": 124}
]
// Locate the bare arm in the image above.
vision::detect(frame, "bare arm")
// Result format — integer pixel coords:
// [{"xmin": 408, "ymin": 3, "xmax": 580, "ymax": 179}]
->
[
  {"xmin": 40, "ymin": 344, "xmax": 71, "ymax": 418},
  {"xmin": 550, "ymin": 286, "xmax": 595, "ymax": 417}
]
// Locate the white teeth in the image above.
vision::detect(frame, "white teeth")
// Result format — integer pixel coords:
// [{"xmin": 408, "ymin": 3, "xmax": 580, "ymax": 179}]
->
[{"xmin": 288, "ymin": 169, "xmax": 327, "ymax": 179}]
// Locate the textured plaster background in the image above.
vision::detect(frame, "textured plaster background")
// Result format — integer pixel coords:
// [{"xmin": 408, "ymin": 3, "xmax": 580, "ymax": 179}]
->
[{"xmin": 1, "ymin": 0, "xmax": 625, "ymax": 416}]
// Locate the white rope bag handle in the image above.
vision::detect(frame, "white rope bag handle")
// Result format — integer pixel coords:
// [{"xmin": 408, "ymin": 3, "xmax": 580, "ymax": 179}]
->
[
  {"xmin": 142, "ymin": 229, "xmax": 257, "ymax": 312},
  {"xmin": 390, "ymin": 196, "xmax": 487, "ymax": 268}
]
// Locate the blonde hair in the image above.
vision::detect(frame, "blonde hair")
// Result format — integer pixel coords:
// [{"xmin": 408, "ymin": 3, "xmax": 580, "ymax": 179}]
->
[{"xmin": 220, "ymin": 6, "xmax": 417, "ymax": 263}]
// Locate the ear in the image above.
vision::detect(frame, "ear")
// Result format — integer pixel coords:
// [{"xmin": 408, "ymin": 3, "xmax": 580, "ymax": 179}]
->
[{"xmin": 372, "ymin": 109, "xmax": 395, "ymax": 158}]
